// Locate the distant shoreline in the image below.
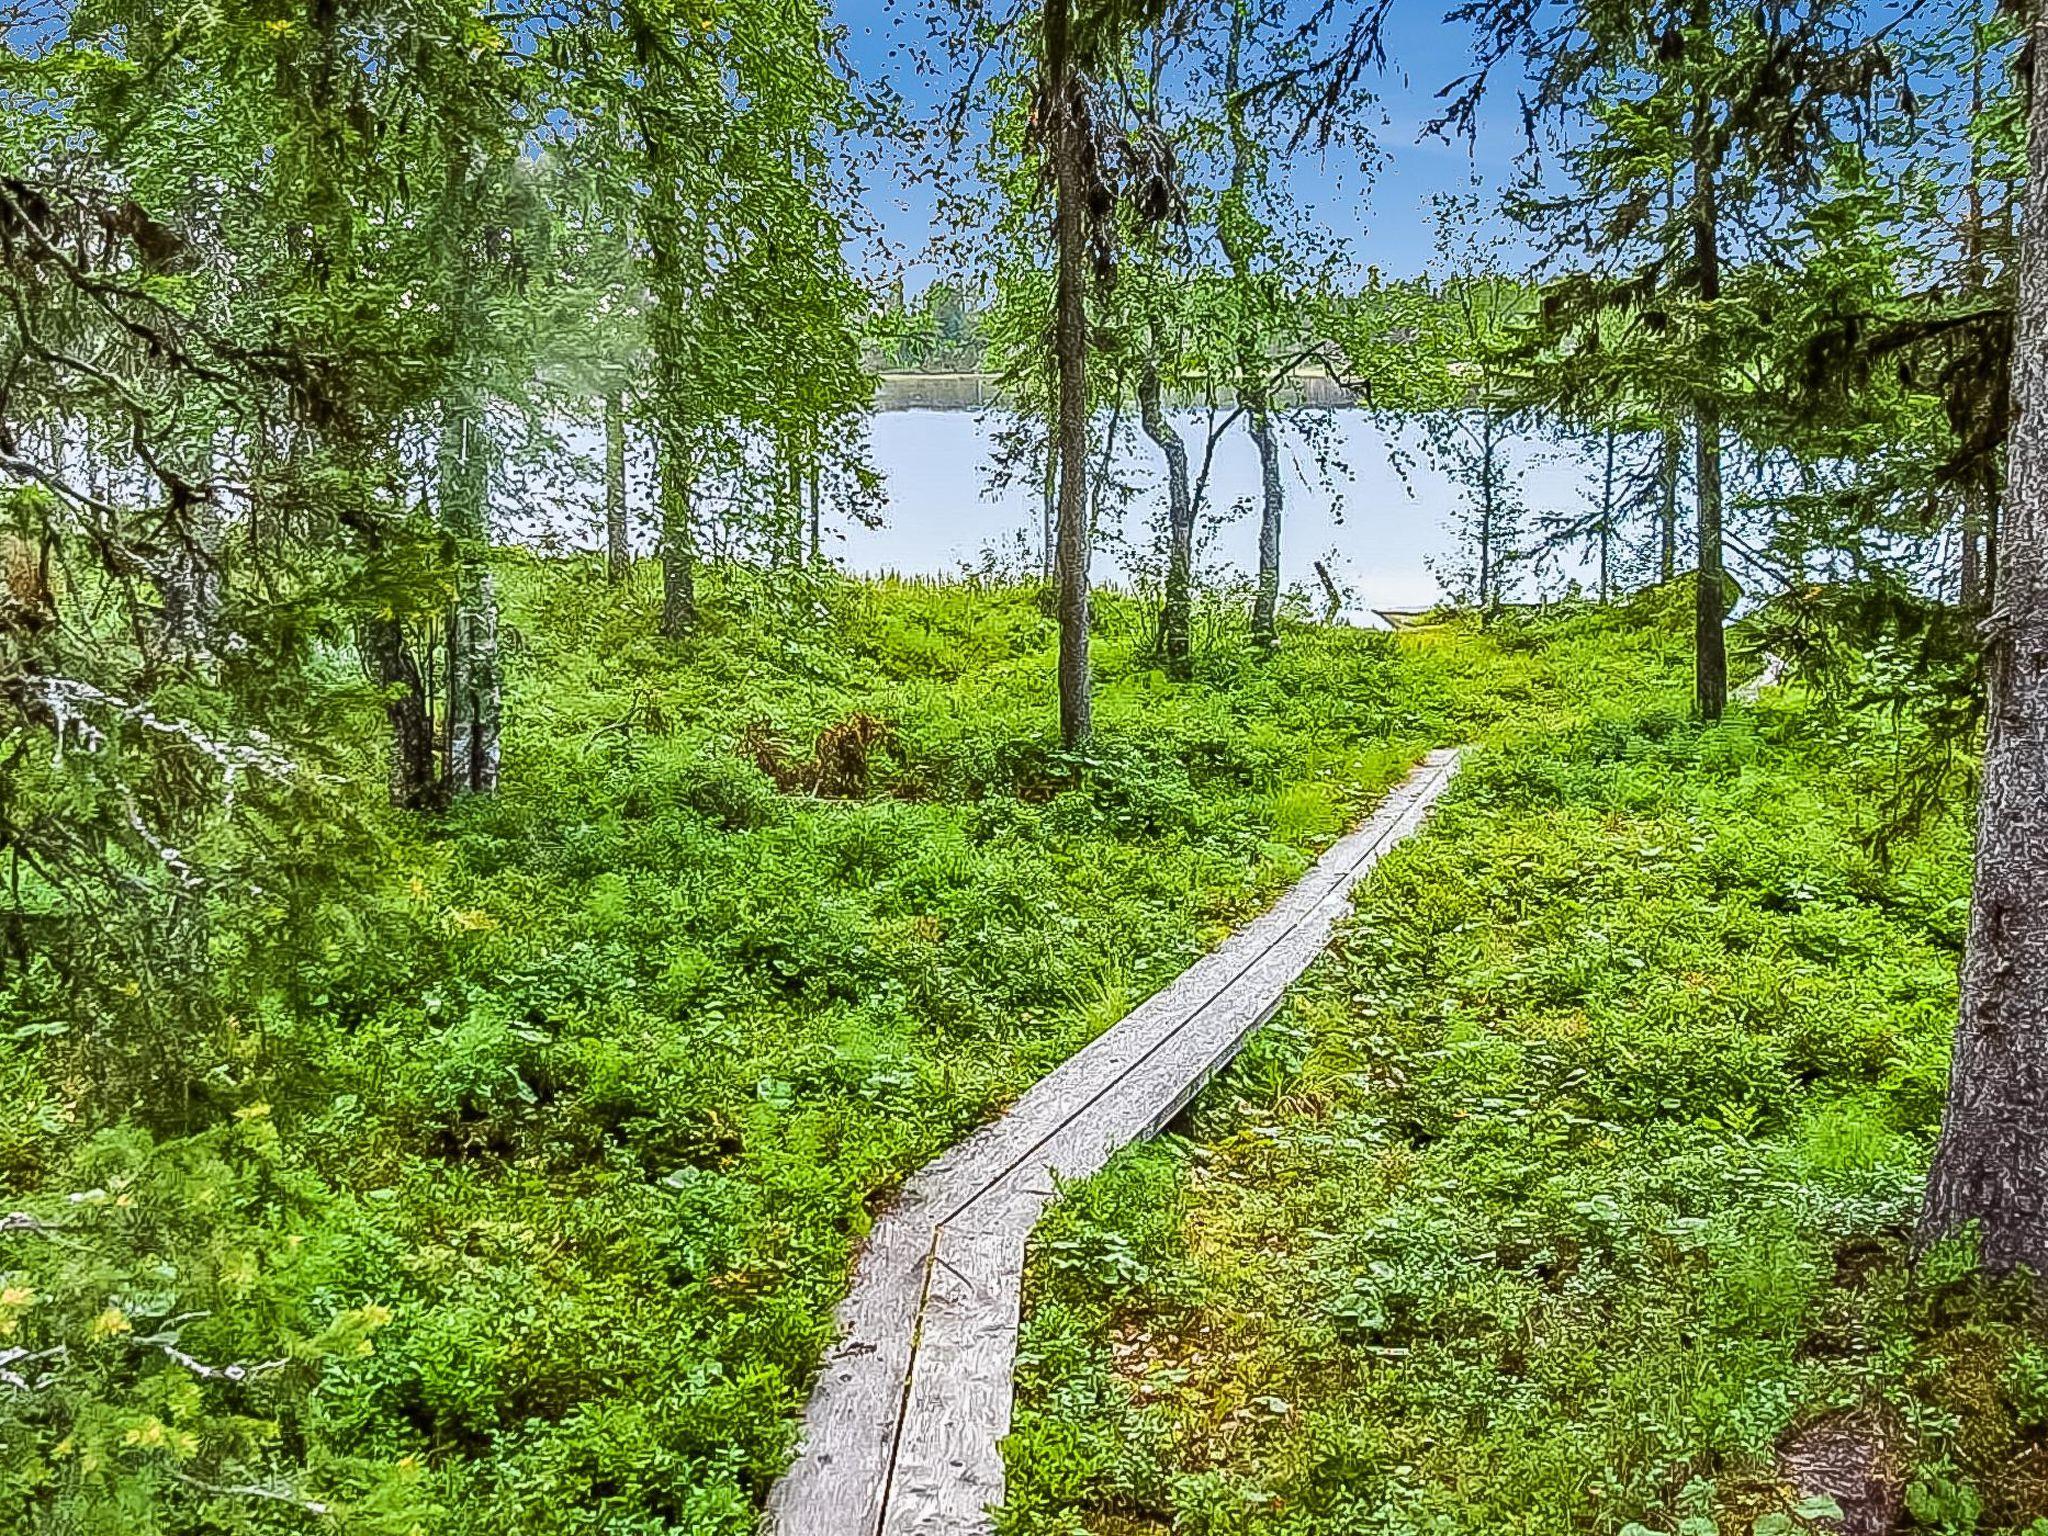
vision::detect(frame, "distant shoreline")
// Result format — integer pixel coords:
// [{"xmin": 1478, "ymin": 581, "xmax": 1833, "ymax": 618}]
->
[{"xmin": 872, "ymin": 370, "xmax": 1361, "ymax": 412}]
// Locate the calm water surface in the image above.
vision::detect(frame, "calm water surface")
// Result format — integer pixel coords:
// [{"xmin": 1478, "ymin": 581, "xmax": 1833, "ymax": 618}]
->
[{"xmin": 854, "ymin": 409, "xmax": 1601, "ymax": 619}]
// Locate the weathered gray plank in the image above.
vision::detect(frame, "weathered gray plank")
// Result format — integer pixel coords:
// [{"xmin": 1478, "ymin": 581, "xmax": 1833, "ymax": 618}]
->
[{"xmin": 766, "ymin": 749, "xmax": 1461, "ymax": 1536}]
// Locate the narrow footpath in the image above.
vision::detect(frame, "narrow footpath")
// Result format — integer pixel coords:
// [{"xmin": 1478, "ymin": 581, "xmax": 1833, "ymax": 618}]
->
[{"xmin": 768, "ymin": 749, "xmax": 1464, "ymax": 1536}]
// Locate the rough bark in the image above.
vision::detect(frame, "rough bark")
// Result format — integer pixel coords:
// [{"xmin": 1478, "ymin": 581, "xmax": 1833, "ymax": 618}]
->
[
  {"xmin": 1918, "ymin": 23, "xmax": 2048, "ymax": 1275},
  {"xmin": 1138, "ymin": 360, "xmax": 1194, "ymax": 678},
  {"xmin": 604, "ymin": 390, "xmax": 629, "ymax": 584},
  {"xmin": 440, "ymin": 389, "xmax": 500, "ymax": 796},
  {"xmin": 658, "ymin": 426, "xmax": 696, "ymax": 638},
  {"xmin": 1046, "ymin": 0, "xmax": 1092, "ymax": 749}
]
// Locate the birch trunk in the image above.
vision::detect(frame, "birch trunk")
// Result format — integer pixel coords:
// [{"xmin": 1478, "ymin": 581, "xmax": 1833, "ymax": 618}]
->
[
  {"xmin": 440, "ymin": 388, "xmax": 499, "ymax": 796},
  {"xmin": 1248, "ymin": 401, "xmax": 1282, "ymax": 649},
  {"xmin": 1139, "ymin": 360, "xmax": 1194, "ymax": 678},
  {"xmin": 1918, "ymin": 21, "xmax": 2048, "ymax": 1275}
]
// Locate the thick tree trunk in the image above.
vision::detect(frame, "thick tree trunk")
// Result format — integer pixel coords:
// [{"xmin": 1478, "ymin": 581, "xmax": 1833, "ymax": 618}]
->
[
  {"xmin": 1918, "ymin": 26, "xmax": 2048, "ymax": 1275},
  {"xmin": 1139, "ymin": 360, "xmax": 1194, "ymax": 678},
  {"xmin": 658, "ymin": 427, "xmax": 696, "ymax": 638},
  {"xmin": 440, "ymin": 389, "xmax": 500, "ymax": 796},
  {"xmin": 1047, "ymin": 0, "xmax": 1092, "ymax": 749},
  {"xmin": 604, "ymin": 390, "xmax": 629, "ymax": 584},
  {"xmin": 1248, "ymin": 400, "xmax": 1282, "ymax": 650}
]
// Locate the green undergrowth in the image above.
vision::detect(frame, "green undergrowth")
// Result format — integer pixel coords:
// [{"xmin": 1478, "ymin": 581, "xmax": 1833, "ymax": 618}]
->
[
  {"xmin": 2, "ymin": 561, "xmax": 1534, "ymax": 1534},
  {"xmin": 1002, "ymin": 616, "xmax": 2044, "ymax": 1534}
]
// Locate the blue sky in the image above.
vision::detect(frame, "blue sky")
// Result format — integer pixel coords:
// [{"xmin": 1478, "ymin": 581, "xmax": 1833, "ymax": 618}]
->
[{"xmin": 828, "ymin": 0, "xmax": 1533, "ymax": 285}]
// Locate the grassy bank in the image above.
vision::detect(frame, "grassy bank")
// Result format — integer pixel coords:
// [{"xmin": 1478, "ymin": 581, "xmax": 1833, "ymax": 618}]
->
[
  {"xmin": 1001, "ymin": 607, "xmax": 2043, "ymax": 1535},
  {"xmin": 3, "ymin": 565, "xmax": 1471, "ymax": 1534}
]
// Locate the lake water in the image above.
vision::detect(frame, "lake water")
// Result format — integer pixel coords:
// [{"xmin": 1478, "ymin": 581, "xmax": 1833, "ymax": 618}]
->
[
  {"xmin": 518, "ymin": 408, "xmax": 1608, "ymax": 622},
  {"xmin": 852, "ymin": 409, "xmax": 1603, "ymax": 620}
]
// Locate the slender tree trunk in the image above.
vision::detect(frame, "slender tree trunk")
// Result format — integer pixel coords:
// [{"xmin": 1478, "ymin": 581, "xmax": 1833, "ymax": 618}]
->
[
  {"xmin": 368, "ymin": 618, "xmax": 439, "ymax": 809},
  {"xmin": 1919, "ymin": 26, "xmax": 2048, "ymax": 1275},
  {"xmin": 604, "ymin": 390, "xmax": 629, "ymax": 584},
  {"xmin": 1248, "ymin": 402, "xmax": 1282, "ymax": 648},
  {"xmin": 1660, "ymin": 420, "xmax": 1681, "ymax": 584},
  {"xmin": 440, "ymin": 388, "xmax": 500, "ymax": 796},
  {"xmin": 1599, "ymin": 423, "xmax": 1616, "ymax": 604},
  {"xmin": 1139, "ymin": 359, "xmax": 1194, "ymax": 678},
  {"xmin": 1695, "ymin": 403, "xmax": 1728, "ymax": 719},
  {"xmin": 1046, "ymin": 0, "xmax": 1092, "ymax": 749},
  {"xmin": 807, "ymin": 426, "xmax": 822, "ymax": 565},
  {"xmin": 1478, "ymin": 415, "xmax": 1497, "ymax": 619},
  {"xmin": 1691, "ymin": 34, "xmax": 1729, "ymax": 723},
  {"xmin": 658, "ymin": 427, "xmax": 696, "ymax": 637},
  {"xmin": 1222, "ymin": 0, "xmax": 1283, "ymax": 653},
  {"xmin": 1041, "ymin": 435, "xmax": 1057, "ymax": 585},
  {"xmin": 1961, "ymin": 492, "xmax": 1985, "ymax": 607}
]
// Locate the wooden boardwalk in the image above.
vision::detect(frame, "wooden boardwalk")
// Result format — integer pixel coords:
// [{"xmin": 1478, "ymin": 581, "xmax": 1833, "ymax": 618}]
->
[{"xmin": 767, "ymin": 749, "xmax": 1463, "ymax": 1536}]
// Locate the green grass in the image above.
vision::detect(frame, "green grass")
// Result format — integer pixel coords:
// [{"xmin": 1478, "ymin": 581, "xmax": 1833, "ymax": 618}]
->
[
  {"xmin": 1001, "ymin": 611, "xmax": 2047, "ymax": 1535},
  {"xmin": 0, "ymin": 561, "xmax": 1486, "ymax": 1535}
]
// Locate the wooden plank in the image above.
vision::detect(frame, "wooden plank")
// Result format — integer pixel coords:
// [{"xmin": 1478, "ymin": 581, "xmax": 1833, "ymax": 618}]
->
[{"xmin": 767, "ymin": 750, "xmax": 1461, "ymax": 1536}]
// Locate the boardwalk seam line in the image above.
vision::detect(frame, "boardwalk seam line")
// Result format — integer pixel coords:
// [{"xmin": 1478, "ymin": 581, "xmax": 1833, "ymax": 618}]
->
[{"xmin": 769, "ymin": 749, "xmax": 1463, "ymax": 1536}]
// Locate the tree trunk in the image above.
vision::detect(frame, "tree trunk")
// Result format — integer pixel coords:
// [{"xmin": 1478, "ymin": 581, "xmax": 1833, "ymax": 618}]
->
[
  {"xmin": 1961, "ymin": 492, "xmax": 1985, "ymax": 607},
  {"xmin": 1248, "ymin": 401, "xmax": 1282, "ymax": 649},
  {"xmin": 1691, "ymin": 35, "xmax": 1728, "ymax": 723},
  {"xmin": 1694, "ymin": 402, "xmax": 1728, "ymax": 720},
  {"xmin": 604, "ymin": 390, "xmax": 629, "ymax": 584},
  {"xmin": 808, "ymin": 428, "xmax": 822, "ymax": 565},
  {"xmin": 1918, "ymin": 25, "xmax": 2048, "ymax": 1275},
  {"xmin": 440, "ymin": 388, "xmax": 500, "ymax": 796},
  {"xmin": 1659, "ymin": 420, "xmax": 1681, "ymax": 584},
  {"xmin": 366, "ymin": 617, "xmax": 439, "ymax": 810},
  {"xmin": 1139, "ymin": 359, "xmax": 1194, "ymax": 678},
  {"xmin": 1222, "ymin": 0, "xmax": 1282, "ymax": 654},
  {"xmin": 1046, "ymin": 0, "xmax": 1092, "ymax": 749},
  {"xmin": 1478, "ymin": 414, "xmax": 1497, "ymax": 619},
  {"xmin": 1041, "ymin": 434, "xmax": 1057, "ymax": 585},
  {"xmin": 1598, "ymin": 424, "xmax": 1616, "ymax": 604},
  {"xmin": 658, "ymin": 427, "xmax": 696, "ymax": 637}
]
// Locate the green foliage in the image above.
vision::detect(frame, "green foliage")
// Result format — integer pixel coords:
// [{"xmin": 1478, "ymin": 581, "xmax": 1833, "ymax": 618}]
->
[
  {"xmin": 1002, "ymin": 600, "xmax": 2039, "ymax": 1535},
  {"xmin": 1, "ymin": 566, "xmax": 1443, "ymax": 1533}
]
